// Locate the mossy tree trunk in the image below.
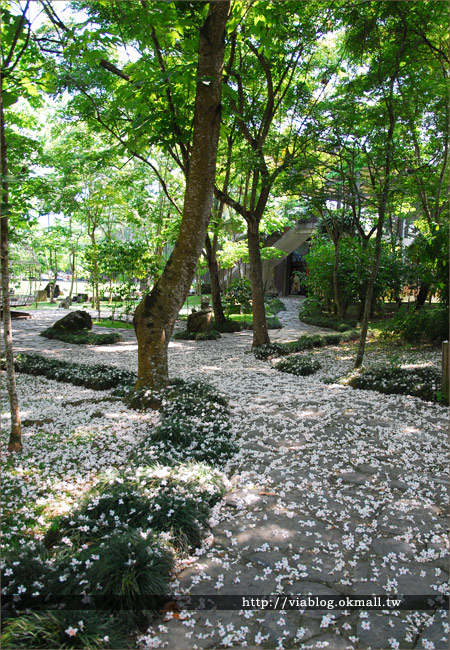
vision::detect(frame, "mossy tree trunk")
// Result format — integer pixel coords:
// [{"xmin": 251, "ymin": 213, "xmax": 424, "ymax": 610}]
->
[{"xmin": 133, "ymin": 0, "xmax": 230, "ymax": 390}]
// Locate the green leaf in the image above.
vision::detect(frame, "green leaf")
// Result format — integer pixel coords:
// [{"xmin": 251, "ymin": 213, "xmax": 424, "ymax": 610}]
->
[{"xmin": 2, "ymin": 91, "xmax": 19, "ymax": 108}]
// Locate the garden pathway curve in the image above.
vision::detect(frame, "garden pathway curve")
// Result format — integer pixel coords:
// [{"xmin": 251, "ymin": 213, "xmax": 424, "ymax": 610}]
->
[{"xmin": 8, "ymin": 304, "xmax": 450, "ymax": 649}]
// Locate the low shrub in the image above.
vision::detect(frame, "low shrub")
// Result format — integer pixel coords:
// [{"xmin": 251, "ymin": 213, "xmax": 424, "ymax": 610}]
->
[
  {"xmin": 130, "ymin": 379, "xmax": 235, "ymax": 467},
  {"xmin": 253, "ymin": 330, "xmax": 360, "ymax": 360},
  {"xmin": 382, "ymin": 306, "xmax": 449, "ymax": 344},
  {"xmin": 46, "ymin": 461, "xmax": 227, "ymax": 553},
  {"xmin": 347, "ymin": 365, "xmax": 442, "ymax": 403},
  {"xmin": 125, "ymin": 378, "xmax": 228, "ymax": 411},
  {"xmin": 274, "ymin": 355, "xmax": 321, "ymax": 377},
  {"xmin": 228, "ymin": 314, "xmax": 282, "ymax": 330},
  {"xmin": 299, "ymin": 313, "xmax": 357, "ymax": 331},
  {"xmin": 173, "ymin": 329, "xmax": 221, "ymax": 341},
  {"xmin": 223, "ymin": 278, "xmax": 252, "ymax": 313},
  {"xmin": 265, "ymin": 298, "xmax": 286, "ymax": 314},
  {"xmin": 1, "ymin": 610, "xmax": 128, "ymax": 649},
  {"xmin": 40, "ymin": 328, "xmax": 122, "ymax": 345},
  {"xmin": 59, "ymin": 530, "xmax": 173, "ymax": 610},
  {"xmin": 214, "ymin": 319, "xmax": 242, "ymax": 333},
  {"xmin": 13, "ymin": 354, "xmax": 136, "ymax": 391}
]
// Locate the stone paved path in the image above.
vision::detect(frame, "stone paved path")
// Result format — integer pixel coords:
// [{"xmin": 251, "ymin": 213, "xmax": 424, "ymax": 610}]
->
[{"xmin": 8, "ymin": 303, "xmax": 449, "ymax": 649}]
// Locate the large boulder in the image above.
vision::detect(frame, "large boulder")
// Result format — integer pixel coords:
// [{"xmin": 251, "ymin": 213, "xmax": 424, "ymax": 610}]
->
[
  {"xmin": 187, "ymin": 301, "xmax": 213, "ymax": 333},
  {"xmin": 52, "ymin": 310, "xmax": 93, "ymax": 331}
]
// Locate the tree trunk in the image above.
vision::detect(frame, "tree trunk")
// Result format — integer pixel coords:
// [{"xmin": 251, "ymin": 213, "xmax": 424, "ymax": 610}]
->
[
  {"xmin": 68, "ymin": 252, "xmax": 75, "ymax": 304},
  {"xmin": 205, "ymin": 233, "xmax": 226, "ymax": 325},
  {"xmin": 354, "ymin": 216, "xmax": 385, "ymax": 368},
  {"xmin": 415, "ymin": 284, "xmax": 429, "ymax": 310},
  {"xmin": 333, "ymin": 238, "xmax": 343, "ymax": 319},
  {"xmin": 133, "ymin": 0, "xmax": 230, "ymax": 390},
  {"xmin": 50, "ymin": 268, "xmax": 58, "ymax": 303},
  {"xmin": 0, "ymin": 94, "xmax": 22, "ymax": 452},
  {"xmin": 247, "ymin": 219, "xmax": 270, "ymax": 347}
]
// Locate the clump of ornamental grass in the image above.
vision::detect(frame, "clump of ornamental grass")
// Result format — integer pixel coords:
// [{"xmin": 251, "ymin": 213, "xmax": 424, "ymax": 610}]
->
[
  {"xmin": 1, "ymin": 543, "xmax": 54, "ymax": 601},
  {"xmin": 253, "ymin": 329, "xmax": 360, "ymax": 360},
  {"xmin": 344, "ymin": 364, "xmax": 443, "ymax": 403},
  {"xmin": 274, "ymin": 355, "xmax": 322, "ymax": 377},
  {"xmin": 172, "ymin": 329, "xmax": 221, "ymax": 341},
  {"xmin": 125, "ymin": 378, "xmax": 228, "ymax": 412},
  {"xmin": 44, "ymin": 484, "xmax": 152, "ymax": 550},
  {"xmin": 13, "ymin": 354, "xmax": 136, "ymax": 391},
  {"xmin": 40, "ymin": 328, "xmax": 123, "ymax": 345},
  {"xmin": 1, "ymin": 609, "xmax": 129, "ymax": 649},
  {"xmin": 68, "ymin": 530, "xmax": 173, "ymax": 611},
  {"xmin": 130, "ymin": 379, "xmax": 236, "ymax": 466}
]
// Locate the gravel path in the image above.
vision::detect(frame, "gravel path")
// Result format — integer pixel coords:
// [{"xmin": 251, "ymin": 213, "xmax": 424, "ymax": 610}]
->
[{"xmin": 8, "ymin": 302, "xmax": 449, "ymax": 649}]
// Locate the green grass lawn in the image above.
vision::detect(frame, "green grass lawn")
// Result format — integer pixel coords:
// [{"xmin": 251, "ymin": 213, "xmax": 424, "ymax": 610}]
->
[{"xmin": 94, "ymin": 319, "xmax": 135, "ymax": 329}]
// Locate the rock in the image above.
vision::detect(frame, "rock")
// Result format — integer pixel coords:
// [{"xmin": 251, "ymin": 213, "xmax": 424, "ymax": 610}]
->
[
  {"xmin": 52, "ymin": 310, "xmax": 93, "ymax": 331},
  {"xmin": 187, "ymin": 303, "xmax": 213, "ymax": 333},
  {"xmin": 36, "ymin": 289, "xmax": 48, "ymax": 302},
  {"xmin": 59, "ymin": 297, "xmax": 71, "ymax": 309},
  {"xmin": 10, "ymin": 311, "xmax": 32, "ymax": 319}
]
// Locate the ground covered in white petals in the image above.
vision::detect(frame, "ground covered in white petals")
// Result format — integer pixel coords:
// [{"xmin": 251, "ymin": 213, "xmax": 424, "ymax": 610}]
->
[{"xmin": 1, "ymin": 301, "xmax": 448, "ymax": 649}]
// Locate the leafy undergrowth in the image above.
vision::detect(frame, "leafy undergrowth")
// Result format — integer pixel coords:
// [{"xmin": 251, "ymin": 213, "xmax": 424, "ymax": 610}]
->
[
  {"xmin": 264, "ymin": 297, "xmax": 286, "ymax": 314},
  {"xmin": 229, "ymin": 313, "xmax": 282, "ymax": 329},
  {"xmin": 13, "ymin": 354, "xmax": 136, "ymax": 390},
  {"xmin": 253, "ymin": 329, "xmax": 360, "ymax": 360},
  {"xmin": 299, "ymin": 313, "xmax": 357, "ymax": 331},
  {"xmin": 40, "ymin": 328, "xmax": 123, "ymax": 345},
  {"xmin": 173, "ymin": 329, "xmax": 222, "ymax": 341},
  {"xmin": 1, "ymin": 369, "xmax": 234, "ymax": 648},
  {"xmin": 274, "ymin": 355, "xmax": 321, "ymax": 377},
  {"xmin": 342, "ymin": 364, "xmax": 445, "ymax": 404}
]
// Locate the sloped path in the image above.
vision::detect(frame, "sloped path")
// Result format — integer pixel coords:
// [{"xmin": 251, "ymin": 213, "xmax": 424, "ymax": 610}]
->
[{"xmin": 8, "ymin": 306, "xmax": 450, "ymax": 649}]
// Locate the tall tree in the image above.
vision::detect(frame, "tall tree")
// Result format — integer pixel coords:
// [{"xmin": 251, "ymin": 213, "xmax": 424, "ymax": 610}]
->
[
  {"xmin": 1, "ymin": 0, "xmax": 46, "ymax": 452},
  {"xmin": 215, "ymin": 1, "xmax": 330, "ymax": 346},
  {"xmin": 133, "ymin": 0, "xmax": 230, "ymax": 389}
]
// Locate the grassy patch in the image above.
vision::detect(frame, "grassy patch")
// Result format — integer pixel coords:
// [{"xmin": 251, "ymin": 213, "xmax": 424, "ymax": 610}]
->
[
  {"xmin": 93, "ymin": 319, "xmax": 134, "ymax": 330},
  {"xmin": 40, "ymin": 328, "xmax": 122, "ymax": 345}
]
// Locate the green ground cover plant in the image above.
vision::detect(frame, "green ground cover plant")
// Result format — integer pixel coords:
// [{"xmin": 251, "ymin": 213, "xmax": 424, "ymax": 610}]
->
[
  {"xmin": 274, "ymin": 355, "xmax": 321, "ymax": 376},
  {"xmin": 1, "ymin": 372, "xmax": 234, "ymax": 648},
  {"xmin": 40, "ymin": 328, "xmax": 123, "ymax": 345},
  {"xmin": 253, "ymin": 330, "xmax": 360, "ymax": 360},
  {"xmin": 299, "ymin": 312, "xmax": 357, "ymax": 331},
  {"xmin": 12, "ymin": 354, "xmax": 137, "ymax": 390},
  {"xmin": 128, "ymin": 379, "xmax": 235, "ymax": 467},
  {"xmin": 343, "ymin": 365, "xmax": 443, "ymax": 403},
  {"xmin": 173, "ymin": 329, "xmax": 222, "ymax": 341},
  {"xmin": 264, "ymin": 297, "xmax": 286, "ymax": 314},
  {"xmin": 1, "ymin": 610, "xmax": 128, "ymax": 649}
]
